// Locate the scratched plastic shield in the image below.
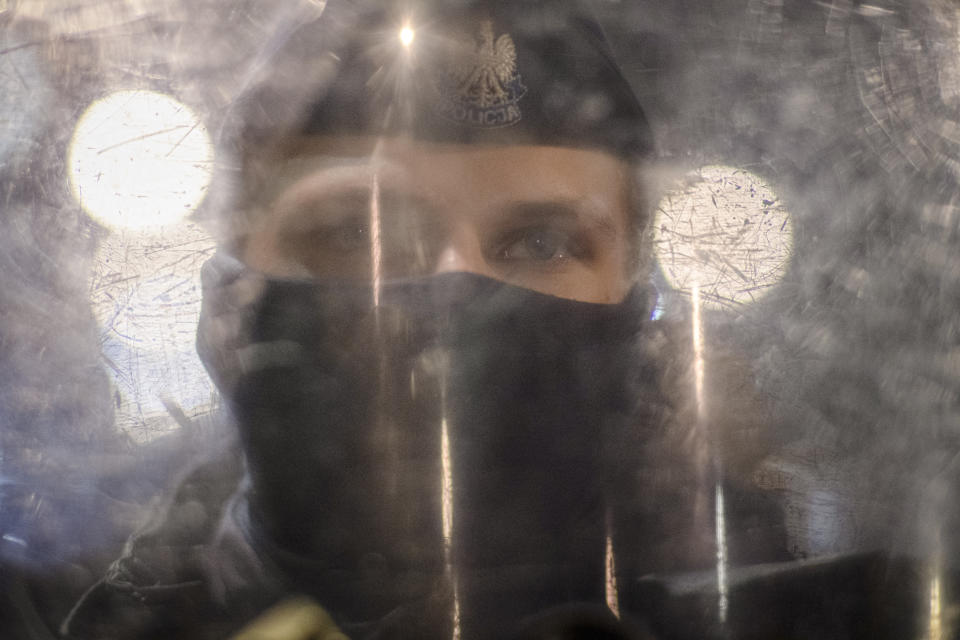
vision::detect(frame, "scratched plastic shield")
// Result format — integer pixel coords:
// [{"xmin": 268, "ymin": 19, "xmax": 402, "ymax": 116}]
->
[{"xmin": 1, "ymin": 1, "xmax": 959, "ymax": 639}]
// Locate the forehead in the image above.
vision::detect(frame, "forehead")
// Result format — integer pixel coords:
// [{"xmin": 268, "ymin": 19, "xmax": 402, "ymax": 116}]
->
[{"xmin": 243, "ymin": 136, "xmax": 634, "ymax": 225}]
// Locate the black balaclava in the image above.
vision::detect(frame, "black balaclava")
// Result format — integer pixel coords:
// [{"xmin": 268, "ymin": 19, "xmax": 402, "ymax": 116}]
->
[
  {"xmin": 199, "ymin": 1, "xmax": 659, "ymax": 638},
  {"xmin": 199, "ymin": 262, "xmax": 656, "ymax": 639}
]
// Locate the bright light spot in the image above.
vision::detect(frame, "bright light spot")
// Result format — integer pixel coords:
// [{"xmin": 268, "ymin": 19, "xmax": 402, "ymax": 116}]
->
[
  {"xmin": 399, "ymin": 26, "xmax": 415, "ymax": 47},
  {"xmin": 655, "ymin": 165, "xmax": 793, "ymax": 309},
  {"xmin": 89, "ymin": 222, "xmax": 217, "ymax": 443},
  {"xmin": 68, "ymin": 90, "xmax": 214, "ymax": 231}
]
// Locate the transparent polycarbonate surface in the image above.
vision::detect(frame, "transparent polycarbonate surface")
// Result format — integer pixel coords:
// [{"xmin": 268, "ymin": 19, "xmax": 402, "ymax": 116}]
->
[{"xmin": 2, "ymin": 1, "xmax": 959, "ymax": 638}]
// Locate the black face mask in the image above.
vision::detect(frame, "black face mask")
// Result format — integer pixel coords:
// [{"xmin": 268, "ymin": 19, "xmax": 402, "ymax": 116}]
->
[{"xmin": 197, "ymin": 253, "xmax": 655, "ymax": 638}]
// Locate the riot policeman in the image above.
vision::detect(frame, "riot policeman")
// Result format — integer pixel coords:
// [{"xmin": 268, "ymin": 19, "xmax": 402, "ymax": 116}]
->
[{"xmin": 62, "ymin": 1, "xmax": 778, "ymax": 638}]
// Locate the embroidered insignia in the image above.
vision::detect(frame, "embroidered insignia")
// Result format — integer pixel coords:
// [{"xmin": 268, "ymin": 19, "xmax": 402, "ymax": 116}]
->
[{"xmin": 432, "ymin": 20, "xmax": 526, "ymax": 128}]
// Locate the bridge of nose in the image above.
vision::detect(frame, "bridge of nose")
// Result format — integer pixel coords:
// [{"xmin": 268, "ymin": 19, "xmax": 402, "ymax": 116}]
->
[{"xmin": 428, "ymin": 226, "xmax": 496, "ymax": 279}]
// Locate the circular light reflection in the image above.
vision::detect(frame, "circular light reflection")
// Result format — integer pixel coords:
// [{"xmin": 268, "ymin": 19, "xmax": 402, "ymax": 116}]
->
[
  {"xmin": 399, "ymin": 26, "xmax": 415, "ymax": 47},
  {"xmin": 68, "ymin": 90, "xmax": 214, "ymax": 231},
  {"xmin": 654, "ymin": 165, "xmax": 793, "ymax": 309},
  {"xmin": 90, "ymin": 222, "xmax": 217, "ymax": 443}
]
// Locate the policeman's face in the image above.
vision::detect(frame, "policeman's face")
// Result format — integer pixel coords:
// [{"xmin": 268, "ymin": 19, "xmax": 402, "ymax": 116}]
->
[{"xmin": 242, "ymin": 136, "xmax": 636, "ymax": 303}]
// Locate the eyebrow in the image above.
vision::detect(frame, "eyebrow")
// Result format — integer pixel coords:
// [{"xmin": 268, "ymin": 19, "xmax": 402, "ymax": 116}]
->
[
  {"xmin": 501, "ymin": 200, "xmax": 621, "ymax": 242},
  {"xmin": 270, "ymin": 164, "xmax": 624, "ymax": 241},
  {"xmin": 276, "ymin": 184, "xmax": 440, "ymax": 228}
]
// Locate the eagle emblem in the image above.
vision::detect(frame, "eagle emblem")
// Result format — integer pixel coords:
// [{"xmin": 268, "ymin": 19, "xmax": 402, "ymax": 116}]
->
[{"xmin": 431, "ymin": 20, "xmax": 526, "ymax": 128}]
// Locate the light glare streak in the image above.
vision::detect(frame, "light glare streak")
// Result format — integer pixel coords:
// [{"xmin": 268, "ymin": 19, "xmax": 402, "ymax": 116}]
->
[
  {"xmin": 441, "ymin": 417, "xmax": 454, "ymax": 556},
  {"xmin": 693, "ymin": 285, "xmax": 728, "ymax": 624},
  {"xmin": 441, "ymin": 416, "xmax": 461, "ymax": 640},
  {"xmin": 715, "ymin": 482, "xmax": 729, "ymax": 625},
  {"xmin": 692, "ymin": 285, "xmax": 706, "ymax": 423},
  {"xmin": 370, "ymin": 172, "xmax": 383, "ymax": 306},
  {"xmin": 928, "ymin": 533, "xmax": 946, "ymax": 640},
  {"xmin": 605, "ymin": 527, "xmax": 620, "ymax": 618},
  {"xmin": 929, "ymin": 574, "xmax": 943, "ymax": 640},
  {"xmin": 451, "ymin": 585, "xmax": 462, "ymax": 640},
  {"xmin": 400, "ymin": 26, "xmax": 415, "ymax": 47}
]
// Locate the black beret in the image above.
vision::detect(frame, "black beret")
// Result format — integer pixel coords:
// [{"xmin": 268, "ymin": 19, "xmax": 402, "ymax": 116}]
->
[{"xmin": 231, "ymin": 0, "xmax": 654, "ymax": 161}]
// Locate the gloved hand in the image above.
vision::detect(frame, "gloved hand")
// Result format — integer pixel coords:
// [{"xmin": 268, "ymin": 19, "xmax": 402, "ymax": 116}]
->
[
  {"xmin": 196, "ymin": 252, "xmax": 264, "ymax": 394},
  {"xmin": 230, "ymin": 597, "xmax": 349, "ymax": 640}
]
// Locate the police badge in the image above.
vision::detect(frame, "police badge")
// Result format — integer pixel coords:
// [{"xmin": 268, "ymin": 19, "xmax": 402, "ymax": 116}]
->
[{"xmin": 431, "ymin": 19, "xmax": 527, "ymax": 128}]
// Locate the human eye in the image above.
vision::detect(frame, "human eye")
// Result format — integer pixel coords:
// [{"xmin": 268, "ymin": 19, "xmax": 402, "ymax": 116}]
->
[
  {"xmin": 262, "ymin": 198, "xmax": 374, "ymax": 278},
  {"xmin": 307, "ymin": 215, "xmax": 370, "ymax": 253},
  {"xmin": 494, "ymin": 226, "xmax": 585, "ymax": 264}
]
